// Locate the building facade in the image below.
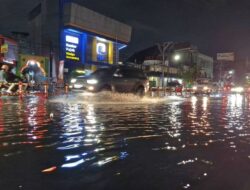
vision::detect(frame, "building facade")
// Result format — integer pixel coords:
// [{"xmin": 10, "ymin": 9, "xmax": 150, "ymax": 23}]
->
[
  {"xmin": 29, "ymin": 0, "xmax": 132, "ymax": 80},
  {"xmin": 128, "ymin": 42, "xmax": 213, "ymax": 87}
]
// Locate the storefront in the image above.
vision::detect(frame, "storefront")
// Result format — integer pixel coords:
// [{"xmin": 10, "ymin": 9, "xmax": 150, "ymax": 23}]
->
[
  {"xmin": 29, "ymin": 1, "xmax": 132, "ymax": 81},
  {"xmin": 62, "ymin": 28, "xmax": 127, "ymax": 76}
]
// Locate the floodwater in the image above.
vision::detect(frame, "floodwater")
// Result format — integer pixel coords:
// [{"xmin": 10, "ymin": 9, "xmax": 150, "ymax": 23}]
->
[{"xmin": 0, "ymin": 93, "xmax": 250, "ymax": 190}]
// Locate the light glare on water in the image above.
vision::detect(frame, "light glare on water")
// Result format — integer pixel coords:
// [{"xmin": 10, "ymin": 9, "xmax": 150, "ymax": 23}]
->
[{"xmin": 0, "ymin": 94, "xmax": 250, "ymax": 190}]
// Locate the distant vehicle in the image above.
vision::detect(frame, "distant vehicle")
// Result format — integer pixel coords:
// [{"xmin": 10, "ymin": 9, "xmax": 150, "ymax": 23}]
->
[
  {"xmin": 231, "ymin": 86, "xmax": 244, "ymax": 94},
  {"xmin": 70, "ymin": 65, "xmax": 149, "ymax": 96},
  {"xmin": 166, "ymin": 81, "xmax": 183, "ymax": 93},
  {"xmin": 223, "ymin": 83, "xmax": 233, "ymax": 94},
  {"xmin": 211, "ymin": 82, "xmax": 220, "ymax": 93},
  {"xmin": 244, "ymin": 85, "xmax": 250, "ymax": 94},
  {"xmin": 192, "ymin": 78, "xmax": 212, "ymax": 95}
]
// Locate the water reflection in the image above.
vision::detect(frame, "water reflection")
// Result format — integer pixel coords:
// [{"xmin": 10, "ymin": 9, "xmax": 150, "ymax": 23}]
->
[
  {"xmin": 202, "ymin": 96, "xmax": 208, "ymax": 111},
  {"xmin": 228, "ymin": 94, "xmax": 243, "ymax": 108},
  {"xmin": 57, "ymin": 102, "xmax": 129, "ymax": 169},
  {"xmin": 0, "ymin": 96, "xmax": 50, "ymax": 156},
  {"xmin": 58, "ymin": 104, "xmax": 87, "ymax": 168},
  {"xmin": 1, "ymin": 94, "xmax": 250, "ymax": 189}
]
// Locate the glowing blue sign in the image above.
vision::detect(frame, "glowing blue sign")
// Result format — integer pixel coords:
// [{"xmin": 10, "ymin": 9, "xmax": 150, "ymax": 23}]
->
[
  {"xmin": 66, "ymin": 35, "xmax": 79, "ymax": 44},
  {"xmin": 64, "ymin": 32, "xmax": 81, "ymax": 62}
]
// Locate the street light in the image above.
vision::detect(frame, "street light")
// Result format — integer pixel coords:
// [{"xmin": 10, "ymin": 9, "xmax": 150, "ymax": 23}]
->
[{"xmin": 174, "ymin": 54, "xmax": 181, "ymax": 61}]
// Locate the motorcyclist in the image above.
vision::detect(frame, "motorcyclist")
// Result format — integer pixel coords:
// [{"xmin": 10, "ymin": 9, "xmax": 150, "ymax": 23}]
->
[{"xmin": 0, "ymin": 65, "xmax": 22, "ymax": 93}]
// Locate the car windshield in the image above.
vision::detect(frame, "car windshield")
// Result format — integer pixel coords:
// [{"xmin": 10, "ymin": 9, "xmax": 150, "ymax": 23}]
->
[
  {"xmin": 197, "ymin": 82, "xmax": 209, "ymax": 85},
  {"xmin": 196, "ymin": 79, "xmax": 211, "ymax": 85},
  {"xmin": 167, "ymin": 81, "xmax": 180, "ymax": 87},
  {"xmin": 70, "ymin": 70, "xmax": 86, "ymax": 78},
  {"xmin": 90, "ymin": 68, "xmax": 113, "ymax": 78}
]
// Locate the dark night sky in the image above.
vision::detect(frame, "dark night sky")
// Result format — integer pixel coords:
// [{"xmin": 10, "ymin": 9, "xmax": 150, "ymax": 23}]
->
[{"xmin": 1, "ymin": 0, "xmax": 250, "ymax": 59}]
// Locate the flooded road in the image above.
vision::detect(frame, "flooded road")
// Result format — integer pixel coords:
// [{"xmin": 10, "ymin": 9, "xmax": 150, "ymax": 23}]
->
[{"xmin": 0, "ymin": 93, "xmax": 250, "ymax": 190}]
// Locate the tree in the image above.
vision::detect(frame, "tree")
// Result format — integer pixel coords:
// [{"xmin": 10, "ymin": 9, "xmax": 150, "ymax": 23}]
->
[{"xmin": 181, "ymin": 65, "xmax": 202, "ymax": 84}]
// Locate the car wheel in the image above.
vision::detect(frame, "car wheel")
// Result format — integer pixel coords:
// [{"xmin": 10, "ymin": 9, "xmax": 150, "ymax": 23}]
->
[
  {"xmin": 135, "ymin": 86, "xmax": 145, "ymax": 97},
  {"xmin": 100, "ymin": 85, "xmax": 112, "ymax": 92}
]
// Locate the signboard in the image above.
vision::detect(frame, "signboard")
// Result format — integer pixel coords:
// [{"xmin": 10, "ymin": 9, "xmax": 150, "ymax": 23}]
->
[
  {"xmin": 96, "ymin": 42, "xmax": 108, "ymax": 61},
  {"xmin": 65, "ymin": 33, "xmax": 81, "ymax": 62},
  {"xmin": 217, "ymin": 52, "xmax": 235, "ymax": 61},
  {"xmin": 0, "ymin": 44, "xmax": 8, "ymax": 53}
]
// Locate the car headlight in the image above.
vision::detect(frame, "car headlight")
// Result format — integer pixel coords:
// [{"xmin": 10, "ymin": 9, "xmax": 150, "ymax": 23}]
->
[
  {"xmin": 87, "ymin": 79, "xmax": 98, "ymax": 84},
  {"xmin": 231, "ymin": 87, "xmax": 244, "ymax": 93},
  {"xmin": 70, "ymin": 78, "xmax": 77, "ymax": 83},
  {"xmin": 88, "ymin": 86, "xmax": 95, "ymax": 91},
  {"xmin": 203, "ymin": 86, "xmax": 209, "ymax": 90},
  {"xmin": 192, "ymin": 86, "xmax": 197, "ymax": 90}
]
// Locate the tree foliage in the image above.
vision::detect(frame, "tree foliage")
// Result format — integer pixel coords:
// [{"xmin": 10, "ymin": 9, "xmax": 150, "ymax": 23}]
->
[{"xmin": 181, "ymin": 65, "xmax": 202, "ymax": 84}]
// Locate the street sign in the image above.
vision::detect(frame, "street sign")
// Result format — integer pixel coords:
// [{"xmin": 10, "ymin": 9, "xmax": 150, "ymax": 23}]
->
[{"xmin": 217, "ymin": 52, "xmax": 234, "ymax": 61}]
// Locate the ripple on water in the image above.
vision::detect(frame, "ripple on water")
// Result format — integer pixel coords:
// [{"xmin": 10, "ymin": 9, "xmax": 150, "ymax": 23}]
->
[{"xmin": 0, "ymin": 95, "xmax": 250, "ymax": 189}]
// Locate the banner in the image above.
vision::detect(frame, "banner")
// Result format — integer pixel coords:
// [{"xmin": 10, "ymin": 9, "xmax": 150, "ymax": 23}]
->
[
  {"xmin": 58, "ymin": 60, "xmax": 64, "ymax": 80},
  {"xmin": 0, "ymin": 44, "xmax": 8, "ymax": 53},
  {"xmin": 217, "ymin": 52, "xmax": 234, "ymax": 61}
]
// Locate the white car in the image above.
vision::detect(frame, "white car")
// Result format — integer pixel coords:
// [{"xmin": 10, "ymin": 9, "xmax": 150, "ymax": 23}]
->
[{"xmin": 192, "ymin": 79, "xmax": 213, "ymax": 95}]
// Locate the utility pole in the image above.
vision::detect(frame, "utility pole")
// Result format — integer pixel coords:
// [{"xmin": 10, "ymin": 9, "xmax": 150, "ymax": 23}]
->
[
  {"xmin": 157, "ymin": 42, "xmax": 174, "ymax": 88},
  {"xmin": 115, "ymin": 36, "xmax": 118, "ymax": 64},
  {"xmin": 49, "ymin": 40, "xmax": 53, "ymax": 79}
]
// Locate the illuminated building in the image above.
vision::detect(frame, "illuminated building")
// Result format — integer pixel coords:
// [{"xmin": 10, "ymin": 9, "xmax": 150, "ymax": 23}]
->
[{"xmin": 29, "ymin": 0, "xmax": 132, "ymax": 80}]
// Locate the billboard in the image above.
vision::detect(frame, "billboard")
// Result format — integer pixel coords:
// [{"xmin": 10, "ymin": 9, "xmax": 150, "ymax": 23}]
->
[
  {"xmin": 64, "ymin": 31, "xmax": 82, "ymax": 62},
  {"xmin": 4, "ymin": 40, "xmax": 18, "ymax": 64},
  {"xmin": 90, "ymin": 37, "xmax": 114, "ymax": 64},
  {"xmin": 62, "ymin": 29, "xmax": 116, "ymax": 65},
  {"xmin": 62, "ymin": 28, "xmax": 127, "ymax": 73},
  {"xmin": 217, "ymin": 52, "xmax": 235, "ymax": 61}
]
